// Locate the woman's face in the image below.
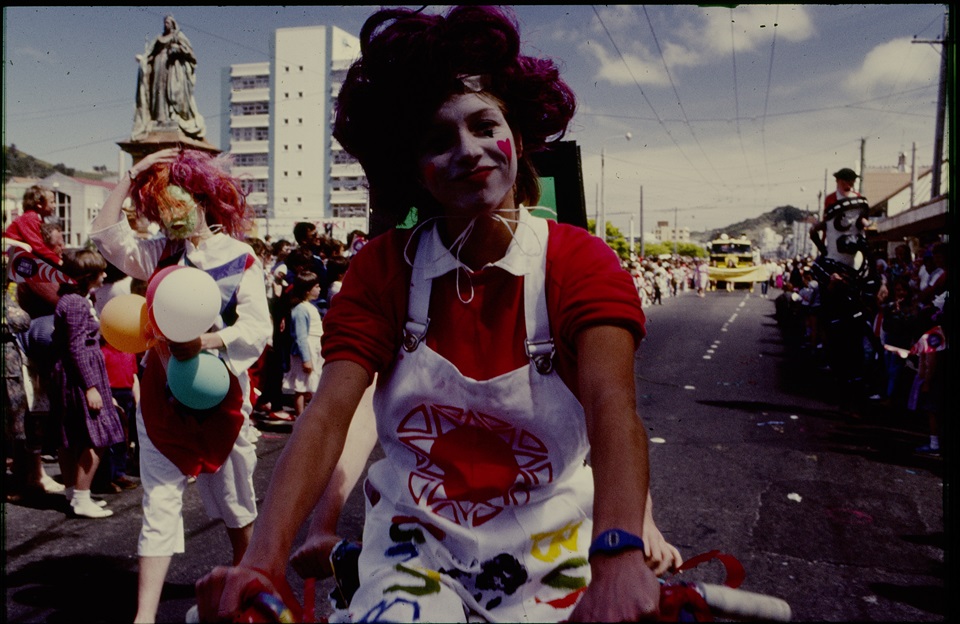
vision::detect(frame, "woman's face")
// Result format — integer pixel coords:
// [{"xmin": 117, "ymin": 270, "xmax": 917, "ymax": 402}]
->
[
  {"xmin": 158, "ymin": 185, "xmax": 200, "ymax": 240},
  {"xmin": 416, "ymin": 93, "xmax": 520, "ymax": 218}
]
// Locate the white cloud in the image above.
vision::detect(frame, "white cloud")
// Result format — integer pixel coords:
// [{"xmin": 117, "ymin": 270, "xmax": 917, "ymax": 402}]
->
[
  {"xmin": 698, "ymin": 4, "xmax": 813, "ymax": 55},
  {"xmin": 585, "ymin": 4, "xmax": 815, "ymax": 85},
  {"xmin": 847, "ymin": 37, "xmax": 941, "ymax": 93},
  {"xmin": 579, "ymin": 40, "xmax": 668, "ymax": 87},
  {"xmin": 13, "ymin": 46, "xmax": 60, "ymax": 65}
]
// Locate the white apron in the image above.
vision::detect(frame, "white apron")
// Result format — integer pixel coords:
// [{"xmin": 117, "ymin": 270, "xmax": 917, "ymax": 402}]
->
[{"xmin": 347, "ymin": 212, "xmax": 595, "ymax": 623}]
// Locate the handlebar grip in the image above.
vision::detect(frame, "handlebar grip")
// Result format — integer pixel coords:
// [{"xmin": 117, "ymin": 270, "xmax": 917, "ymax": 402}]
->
[{"xmin": 696, "ymin": 582, "xmax": 792, "ymax": 622}]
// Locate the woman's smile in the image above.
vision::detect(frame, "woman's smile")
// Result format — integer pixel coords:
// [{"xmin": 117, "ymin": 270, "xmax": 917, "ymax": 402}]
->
[{"xmin": 417, "ymin": 93, "xmax": 519, "ymax": 217}]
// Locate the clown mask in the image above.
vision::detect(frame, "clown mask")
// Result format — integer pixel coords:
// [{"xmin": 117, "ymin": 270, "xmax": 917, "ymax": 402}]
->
[{"xmin": 158, "ymin": 185, "xmax": 200, "ymax": 240}]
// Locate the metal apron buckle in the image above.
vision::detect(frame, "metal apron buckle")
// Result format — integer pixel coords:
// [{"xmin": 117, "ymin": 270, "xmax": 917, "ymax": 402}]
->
[
  {"xmin": 525, "ymin": 339, "xmax": 556, "ymax": 375},
  {"xmin": 402, "ymin": 319, "xmax": 430, "ymax": 352}
]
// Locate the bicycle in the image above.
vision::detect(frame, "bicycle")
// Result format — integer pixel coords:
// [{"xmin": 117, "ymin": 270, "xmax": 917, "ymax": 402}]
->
[{"xmin": 190, "ymin": 544, "xmax": 791, "ymax": 622}]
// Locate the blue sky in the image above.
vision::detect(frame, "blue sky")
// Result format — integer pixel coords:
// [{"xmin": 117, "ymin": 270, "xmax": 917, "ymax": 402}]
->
[{"xmin": 3, "ymin": 5, "xmax": 948, "ymax": 232}]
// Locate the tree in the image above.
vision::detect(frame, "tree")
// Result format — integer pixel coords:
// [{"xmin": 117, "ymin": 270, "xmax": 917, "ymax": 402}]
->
[{"xmin": 587, "ymin": 219, "xmax": 632, "ymax": 261}]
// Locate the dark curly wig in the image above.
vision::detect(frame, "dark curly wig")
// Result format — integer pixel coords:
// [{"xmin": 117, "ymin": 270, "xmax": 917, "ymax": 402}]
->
[
  {"xmin": 131, "ymin": 149, "xmax": 251, "ymax": 238},
  {"xmin": 334, "ymin": 5, "xmax": 577, "ymax": 226}
]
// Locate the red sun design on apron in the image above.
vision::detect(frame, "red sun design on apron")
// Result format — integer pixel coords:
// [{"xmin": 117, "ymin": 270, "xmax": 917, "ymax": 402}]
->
[{"xmin": 398, "ymin": 403, "xmax": 553, "ymax": 527}]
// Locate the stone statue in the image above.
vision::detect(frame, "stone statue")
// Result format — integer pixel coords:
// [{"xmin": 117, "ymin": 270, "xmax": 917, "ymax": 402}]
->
[{"xmin": 132, "ymin": 14, "xmax": 206, "ymax": 141}]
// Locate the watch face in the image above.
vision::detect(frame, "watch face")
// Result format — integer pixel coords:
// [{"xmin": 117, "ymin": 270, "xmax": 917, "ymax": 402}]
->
[{"xmin": 606, "ymin": 532, "xmax": 621, "ymax": 547}]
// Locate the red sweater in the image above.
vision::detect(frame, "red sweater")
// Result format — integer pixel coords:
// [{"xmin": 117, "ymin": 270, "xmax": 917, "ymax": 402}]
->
[
  {"xmin": 321, "ymin": 220, "xmax": 645, "ymax": 399},
  {"xmin": 4, "ymin": 211, "xmax": 61, "ymax": 265}
]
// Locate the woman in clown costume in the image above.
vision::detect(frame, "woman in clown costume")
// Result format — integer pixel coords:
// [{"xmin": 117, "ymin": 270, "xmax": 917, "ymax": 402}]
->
[
  {"xmin": 90, "ymin": 148, "xmax": 270, "ymax": 623},
  {"xmin": 199, "ymin": 6, "xmax": 671, "ymax": 622}
]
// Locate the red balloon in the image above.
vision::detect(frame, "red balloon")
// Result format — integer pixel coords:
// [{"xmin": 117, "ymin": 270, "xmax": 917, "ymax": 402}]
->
[
  {"xmin": 146, "ymin": 265, "xmax": 184, "ymax": 328},
  {"xmin": 146, "ymin": 265, "xmax": 184, "ymax": 308}
]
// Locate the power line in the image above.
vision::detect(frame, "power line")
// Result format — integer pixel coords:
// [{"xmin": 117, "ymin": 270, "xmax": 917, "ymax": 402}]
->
[
  {"xmin": 642, "ymin": 5, "xmax": 725, "ymax": 188},
  {"xmin": 590, "ymin": 5, "xmax": 721, "ymax": 194},
  {"xmin": 728, "ymin": 7, "xmax": 756, "ymax": 190},
  {"xmin": 759, "ymin": 6, "xmax": 780, "ymax": 185}
]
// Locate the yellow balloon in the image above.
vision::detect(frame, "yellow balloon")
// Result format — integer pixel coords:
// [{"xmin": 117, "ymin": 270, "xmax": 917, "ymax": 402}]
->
[{"xmin": 100, "ymin": 294, "xmax": 149, "ymax": 353}]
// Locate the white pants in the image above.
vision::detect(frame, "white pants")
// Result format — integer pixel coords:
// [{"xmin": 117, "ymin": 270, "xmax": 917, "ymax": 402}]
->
[{"xmin": 136, "ymin": 411, "xmax": 258, "ymax": 557}]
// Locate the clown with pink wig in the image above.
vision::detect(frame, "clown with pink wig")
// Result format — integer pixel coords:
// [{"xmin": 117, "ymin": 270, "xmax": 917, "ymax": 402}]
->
[{"xmin": 90, "ymin": 147, "xmax": 270, "ymax": 623}]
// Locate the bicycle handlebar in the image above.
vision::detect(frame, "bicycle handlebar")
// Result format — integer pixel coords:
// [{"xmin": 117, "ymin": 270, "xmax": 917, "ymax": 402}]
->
[{"xmin": 693, "ymin": 581, "xmax": 792, "ymax": 621}]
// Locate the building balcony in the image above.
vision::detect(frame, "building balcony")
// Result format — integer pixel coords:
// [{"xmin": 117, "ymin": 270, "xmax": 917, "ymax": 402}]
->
[
  {"xmin": 229, "ymin": 140, "xmax": 270, "ymax": 154},
  {"xmin": 230, "ymin": 88, "xmax": 270, "ymax": 104},
  {"xmin": 231, "ymin": 165, "xmax": 269, "ymax": 180},
  {"xmin": 230, "ymin": 114, "xmax": 270, "ymax": 128},
  {"xmin": 330, "ymin": 189, "xmax": 368, "ymax": 205}
]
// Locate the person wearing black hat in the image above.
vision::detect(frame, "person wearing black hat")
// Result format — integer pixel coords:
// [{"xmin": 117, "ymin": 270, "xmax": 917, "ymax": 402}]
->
[
  {"xmin": 810, "ymin": 167, "xmax": 868, "ymax": 260},
  {"xmin": 809, "ymin": 166, "xmax": 879, "ymax": 419}
]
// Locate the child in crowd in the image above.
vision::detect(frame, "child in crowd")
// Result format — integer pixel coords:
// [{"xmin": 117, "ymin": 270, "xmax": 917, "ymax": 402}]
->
[
  {"xmin": 4, "ymin": 185, "xmax": 61, "ymax": 265},
  {"xmin": 51, "ymin": 249, "xmax": 127, "ymax": 518},
  {"xmin": 908, "ymin": 299, "xmax": 948, "ymax": 454},
  {"xmin": 282, "ymin": 271, "xmax": 323, "ymax": 419}
]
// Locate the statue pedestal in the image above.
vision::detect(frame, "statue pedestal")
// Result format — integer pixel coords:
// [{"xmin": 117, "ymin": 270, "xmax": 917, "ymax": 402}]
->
[{"xmin": 118, "ymin": 128, "xmax": 220, "ymax": 164}]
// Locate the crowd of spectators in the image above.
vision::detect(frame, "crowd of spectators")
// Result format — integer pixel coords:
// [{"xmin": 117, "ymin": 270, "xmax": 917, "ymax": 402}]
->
[
  {"xmin": 773, "ymin": 242, "xmax": 949, "ymax": 454},
  {"xmin": 242, "ymin": 222, "xmax": 364, "ymax": 423}
]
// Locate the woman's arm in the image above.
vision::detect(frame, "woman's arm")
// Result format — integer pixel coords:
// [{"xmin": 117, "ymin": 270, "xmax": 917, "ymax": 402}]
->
[
  {"xmin": 91, "ymin": 148, "xmax": 179, "ymax": 233},
  {"xmin": 290, "ymin": 383, "xmax": 379, "ymax": 579},
  {"xmin": 196, "ymin": 359, "xmax": 370, "ymax": 621},
  {"xmin": 569, "ymin": 325, "xmax": 660, "ymax": 622}
]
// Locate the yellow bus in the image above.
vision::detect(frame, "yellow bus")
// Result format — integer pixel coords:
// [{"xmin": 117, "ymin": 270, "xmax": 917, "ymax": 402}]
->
[{"xmin": 707, "ymin": 234, "xmax": 766, "ymax": 289}]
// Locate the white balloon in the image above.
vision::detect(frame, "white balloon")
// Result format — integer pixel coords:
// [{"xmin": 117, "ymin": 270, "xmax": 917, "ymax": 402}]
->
[{"xmin": 152, "ymin": 267, "xmax": 221, "ymax": 342}]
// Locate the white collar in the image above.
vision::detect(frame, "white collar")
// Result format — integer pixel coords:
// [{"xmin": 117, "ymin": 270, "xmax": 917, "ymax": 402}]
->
[{"xmin": 414, "ymin": 208, "xmax": 547, "ymax": 280}]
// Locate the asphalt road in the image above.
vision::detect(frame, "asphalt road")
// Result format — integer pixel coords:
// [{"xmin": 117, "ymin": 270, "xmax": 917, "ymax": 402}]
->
[{"xmin": 3, "ymin": 287, "xmax": 950, "ymax": 622}]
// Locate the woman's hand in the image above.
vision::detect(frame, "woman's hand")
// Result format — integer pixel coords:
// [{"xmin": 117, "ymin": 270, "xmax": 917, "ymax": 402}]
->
[
  {"xmin": 569, "ymin": 550, "xmax": 660, "ymax": 621},
  {"xmin": 128, "ymin": 147, "xmax": 180, "ymax": 181},
  {"xmin": 290, "ymin": 533, "xmax": 341, "ymax": 580},
  {"xmin": 195, "ymin": 566, "xmax": 276, "ymax": 623},
  {"xmin": 86, "ymin": 387, "xmax": 103, "ymax": 412},
  {"xmin": 643, "ymin": 522, "xmax": 683, "ymax": 577},
  {"xmin": 167, "ymin": 332, "xmax": 224, "ymax": 361},
  {"xmin": 302, "ymin": 360, "xmax": 314, "ymax": 374},
  {"xmin": 167, "ymin": 336, "xmax": 202, "ymax": 361}
]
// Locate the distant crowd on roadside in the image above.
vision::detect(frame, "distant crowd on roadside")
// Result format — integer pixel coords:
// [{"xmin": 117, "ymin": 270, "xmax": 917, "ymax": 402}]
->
[{"xmin": 772, "ymin": 242, "xmax": 949, "ymax": 455}]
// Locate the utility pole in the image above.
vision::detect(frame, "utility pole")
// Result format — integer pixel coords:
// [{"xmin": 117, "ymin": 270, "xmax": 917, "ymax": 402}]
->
[
  {"xmin": 913, "ymin": 11, "xmax": 947, "ymax": 197},
  {"xmin": 910, "ymin": 142, "xmax": 917, "ymax": 208},
  {"xmin": 673, "ymin": 206, "xmax": 678, "ymax": 256},
  {"xmin": 639, "ymin": 185, "xmax": 645, "ymax": 260},
  {"xmin": 859, "ymin": 138, "xmax": 867, "ymax": 196}
]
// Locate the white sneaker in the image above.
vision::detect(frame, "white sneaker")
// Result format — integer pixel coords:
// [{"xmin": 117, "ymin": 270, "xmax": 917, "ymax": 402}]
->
[
  {"xmin": 40, "ymin": 473, "xmax": 65, "ymax": 493},
  {"xmin": 66, "ymin": 492, "xmax": 108, "ymax": 507},
  {"xmin": 185, "ymin": 604, "xmax": 199, "ymax": 623},
  {"xmin": 71, "ymin": 498, "xmax": 114, "ymax": 518}
]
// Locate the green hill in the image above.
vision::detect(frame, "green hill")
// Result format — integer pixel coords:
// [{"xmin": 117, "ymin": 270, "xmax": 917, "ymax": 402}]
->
[
  {"xmin": 692, "ymin": 205, "xmax": 813, "ymax": 245},
  {"xmin": 3, "ymin": 144, "xmax": 114, "ymax": 182}
]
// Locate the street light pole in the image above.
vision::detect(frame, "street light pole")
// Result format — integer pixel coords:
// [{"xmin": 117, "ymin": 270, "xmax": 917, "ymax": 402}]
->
[{"xmin": 598, "ymin": 132, "xmax": 632, "ymax": 240}]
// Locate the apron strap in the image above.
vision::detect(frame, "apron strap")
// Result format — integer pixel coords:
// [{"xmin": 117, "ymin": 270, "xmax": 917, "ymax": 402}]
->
[
  {"xmin": 522, "ymin": 215, "xmax": 555, "ymax": 375},
  {"xmin": 403, "ymin": 265, "xmax": 431, "ymax": 352}
]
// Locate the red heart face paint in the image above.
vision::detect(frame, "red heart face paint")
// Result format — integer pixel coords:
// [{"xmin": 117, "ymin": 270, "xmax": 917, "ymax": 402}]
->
[{"xmin": 497, "ymin": 138, "xmax": 512, "ymax": 164}]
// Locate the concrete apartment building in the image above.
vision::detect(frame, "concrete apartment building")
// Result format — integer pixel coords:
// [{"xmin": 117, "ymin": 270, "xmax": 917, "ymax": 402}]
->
[{"xmin": 222, "ymin": 24, "xmax": 367, "ymax": 242}]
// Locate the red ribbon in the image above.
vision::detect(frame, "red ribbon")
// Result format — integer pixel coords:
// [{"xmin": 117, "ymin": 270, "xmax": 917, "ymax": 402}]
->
[{"xmin": 658, "ymin": 550, "xmax": 746, "ymax": 622}]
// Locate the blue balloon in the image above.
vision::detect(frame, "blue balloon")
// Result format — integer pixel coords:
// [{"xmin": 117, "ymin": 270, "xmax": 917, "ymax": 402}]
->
[{"xmin": 166, "ymin": 353, "xmax": 229, "ymax": 410}]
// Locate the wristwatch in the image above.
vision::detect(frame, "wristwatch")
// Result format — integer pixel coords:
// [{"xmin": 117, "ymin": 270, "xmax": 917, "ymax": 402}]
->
[{"xmin": 589, "ymin": 529, "xmax": 645, "ymax": 558}]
